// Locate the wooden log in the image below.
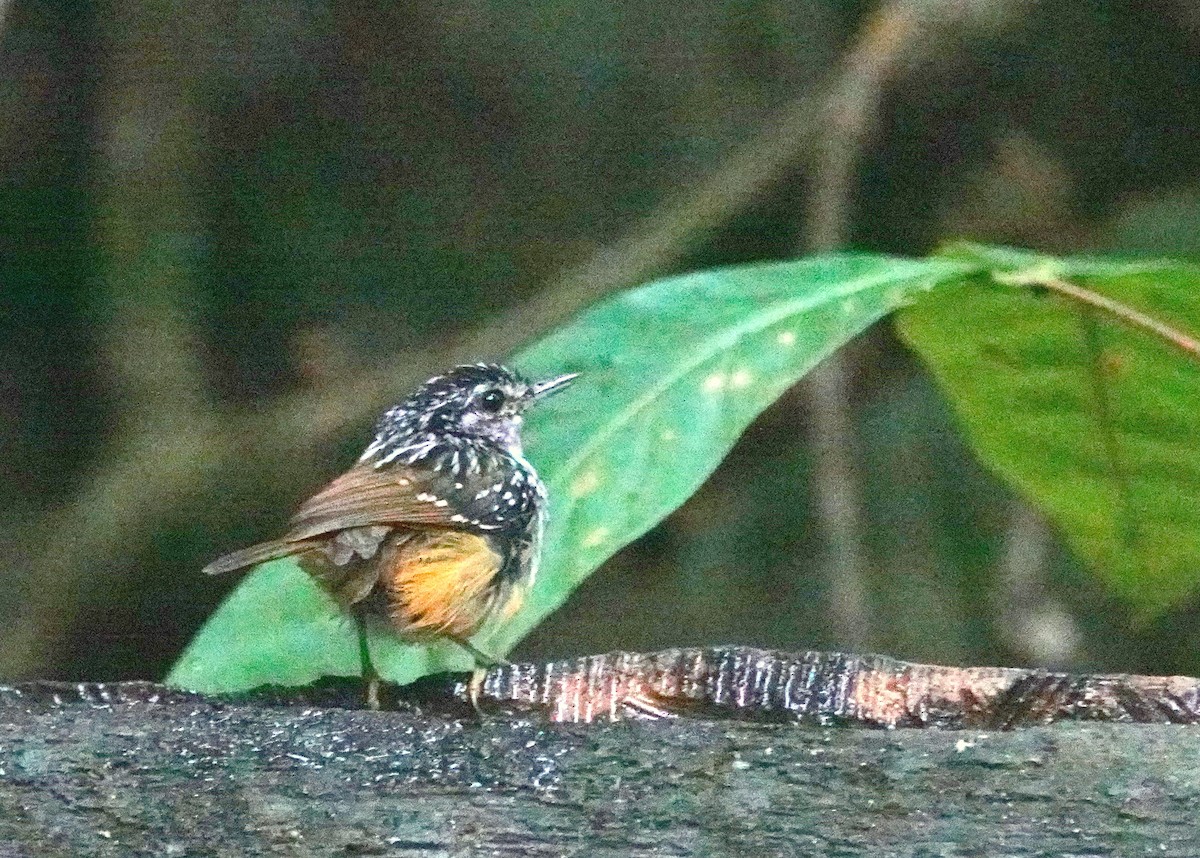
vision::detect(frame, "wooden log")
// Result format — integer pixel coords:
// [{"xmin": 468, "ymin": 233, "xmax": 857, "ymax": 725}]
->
[
  {"xmin": 2, "ymin": 647, "xmax": 1199, "ymax": 855},
  {"xmin": 476, "ymin": 647, "xmax": 1200, "ymax": 726}
]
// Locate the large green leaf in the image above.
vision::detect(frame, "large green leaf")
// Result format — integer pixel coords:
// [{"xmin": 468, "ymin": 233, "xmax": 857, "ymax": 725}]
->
[
  {"xmin": 168, "ymin": 254, "xmax": 972, "ymax": 693},
  {"xmin": 897, "ymin": 243, "xmax": 1200, "ymax": 616}
]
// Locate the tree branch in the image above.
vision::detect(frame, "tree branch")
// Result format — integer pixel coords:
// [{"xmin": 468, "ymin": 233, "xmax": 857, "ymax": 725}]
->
[{"xmin": 3, "ymin": 647, "xmax": 1200, "ymax": 853}]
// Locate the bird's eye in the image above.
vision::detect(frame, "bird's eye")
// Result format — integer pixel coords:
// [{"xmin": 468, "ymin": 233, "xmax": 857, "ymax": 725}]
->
[{"xmin": 479, "ymin": 388, "xmax": 506, "ymax": 413}]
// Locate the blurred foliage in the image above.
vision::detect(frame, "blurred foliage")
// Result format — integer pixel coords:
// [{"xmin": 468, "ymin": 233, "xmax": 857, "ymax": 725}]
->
[
  {"xmin": 900, "ymin": 245, "xmax": 1200, "ymax": 616},
  {"xmin": 3, "ymin": 0, "xmax": 1200, "ymax": 683}
]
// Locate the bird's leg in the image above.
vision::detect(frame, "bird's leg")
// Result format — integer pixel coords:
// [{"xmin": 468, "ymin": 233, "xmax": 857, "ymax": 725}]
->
[
  {"xmin": 449, "ymin": 635, "xmax": 507, "ymax": 668},
  {"xmin": 448, "ymin": 636, "xmax": 507, "ymax": 715},
  {"xmin": 355, "ymin": 613, "xmax": 381, "ymax": 711}
]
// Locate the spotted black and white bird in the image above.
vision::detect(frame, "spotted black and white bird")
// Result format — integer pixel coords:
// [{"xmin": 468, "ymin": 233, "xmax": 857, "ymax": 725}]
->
[{"xmin": 203, "ymin": 364, "xmax": 577, "ymax": 706}]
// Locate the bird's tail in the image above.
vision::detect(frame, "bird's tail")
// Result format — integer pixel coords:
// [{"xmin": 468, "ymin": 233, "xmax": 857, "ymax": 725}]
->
[{"xmin": 202, "ymin": 538, "xmax": 319, "ymax": 576}]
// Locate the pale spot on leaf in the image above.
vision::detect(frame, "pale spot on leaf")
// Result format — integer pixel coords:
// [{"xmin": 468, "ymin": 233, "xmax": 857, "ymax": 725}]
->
[
  {"xmin": 582, "ymin": 527, "xmax": 610, "ymax": 548},
  {"xmin": 731, "ymin": 369, "xmax": 753, "ymax": 388},
  {"xmin": 570, "ymin": 469, "xmax": 602, "ymax": 498},
  {"xmin": 702, "ymin": 372, "xmax": 726, "ymax": 393},
  {"xmin": 660, "ymin": 428, "xmax": 677, "ymax": 442},
  {"xmin": 777, "ymin": 330, "xmax": 796, "ymax": 347}
]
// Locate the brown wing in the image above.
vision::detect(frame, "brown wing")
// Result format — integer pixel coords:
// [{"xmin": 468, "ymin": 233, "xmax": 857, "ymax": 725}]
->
[
  {"xmin": 204, "ymin": 456, "xmax": 513, "ymax": 578},
  {"xmin": 285, "ymin": 463, "xmax": 471, "ymax": 541},
  {"xmin": 203, "ymin": 462, "xmax": 465, "ymax": 577}
]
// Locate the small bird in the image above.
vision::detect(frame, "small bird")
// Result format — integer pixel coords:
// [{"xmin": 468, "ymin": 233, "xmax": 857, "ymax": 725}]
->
[{"xmin": 203, "ymin": 363, "xmax": 577, "ymax": 708}]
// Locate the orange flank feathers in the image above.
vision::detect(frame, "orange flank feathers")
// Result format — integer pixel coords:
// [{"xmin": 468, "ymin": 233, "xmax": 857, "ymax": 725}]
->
[{"xmin": 385, "ymin": 531, "xmax": 505, "ymax": 638}]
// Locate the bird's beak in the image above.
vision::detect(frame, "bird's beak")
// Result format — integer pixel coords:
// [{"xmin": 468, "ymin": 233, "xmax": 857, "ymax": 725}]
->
[{"xmin": 531, "ymin": 372, "xmax": 579, "ymax": 400}]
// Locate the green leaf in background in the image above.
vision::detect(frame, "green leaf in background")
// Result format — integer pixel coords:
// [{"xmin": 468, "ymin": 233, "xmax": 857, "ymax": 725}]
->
[
  {"xmin": 168, "ymin": 254, "xmax": 972, "ymax": 693},
  {"xmin": 897, "ymin": 243, "xmax": 1200, "ymax": 617}
]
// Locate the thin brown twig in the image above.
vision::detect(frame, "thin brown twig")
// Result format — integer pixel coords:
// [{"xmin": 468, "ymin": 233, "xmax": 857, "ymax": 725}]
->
[
  {"xmin": 801, "ymin": 0, "xmax": 926, "ymax": 650},
  {"xmin": 996, "ymin": 269, "xmax": 1200, "ymax": 360},
  {"xmin": 804, "ymin": 0, "xmax": 1042, "ymax": 248},
  {"xmin": 804, "ymin": 1, "xmax": 920, "ymax": 249},
  {"xmin": 800, "ymin": 0, "xmax": 1045, "ymax": 650}
]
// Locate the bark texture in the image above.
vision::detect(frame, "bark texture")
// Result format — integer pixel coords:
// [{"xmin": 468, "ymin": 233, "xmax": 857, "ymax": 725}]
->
[{"xmin": 3, "ymin": 647, "xmax": 1199, "ymax": 856}]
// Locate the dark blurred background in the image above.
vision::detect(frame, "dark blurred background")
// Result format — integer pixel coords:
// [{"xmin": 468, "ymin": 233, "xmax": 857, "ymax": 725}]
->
[{"xmin": 4, "ymin": 0, "xmax": 1200, "ymax": 683}]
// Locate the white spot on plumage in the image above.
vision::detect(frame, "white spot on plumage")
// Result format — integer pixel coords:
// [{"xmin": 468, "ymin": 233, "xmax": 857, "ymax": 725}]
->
[
  {"xmin": 375, "ymin": 445, "xmax": 405, "ymax": 466},
  {"xmin": 416, "ymin": 493, "xmax": 436, "ymax": 502},
  {"xmin": 450, "ymin": 514, "xmax": 467, "ymax": 523},
  {"xmin": 464, "ymin": 447, "xmax": 480, "ymax": 475}
]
